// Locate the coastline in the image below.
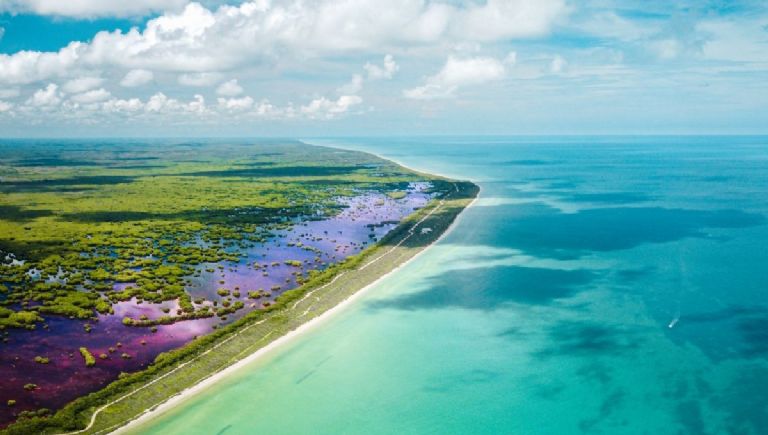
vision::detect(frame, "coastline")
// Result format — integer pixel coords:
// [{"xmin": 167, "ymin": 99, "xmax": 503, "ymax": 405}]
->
[
  {"xmin": 1, "ymin": 144, "xmax": 478, "ymax": 435},
  {"xmin": 116, "ymin": 183, "xmax": 479, "ymax": 434}
]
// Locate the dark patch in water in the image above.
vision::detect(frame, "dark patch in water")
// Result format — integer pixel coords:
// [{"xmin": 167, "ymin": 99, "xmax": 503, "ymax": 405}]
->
[
  {"xmin": 575, "ymin": 362, "xmax": 613, "ymax": 385},
  {"xmin": 578, "ymin": 389, "xmax": 626, "ymax": 433},
  {"xmin": 499, "ymin": 159, "xmax": 559, "ymax": 166},
  {"xmin": 614, "ymin": 267, "xmax": 655, "ymax": 283},
  {"xmin": 423, "ymin": 369, "xmax": 499, "ymax": 393},
  {"xmin": 370, "ymin": 265, "xmax": 596, "ymax": 311},
  {"xmin": 566, "ymin": 192, "xmax": 655, "ymax": 204},
  {"xmin": 464, "ymin": 203, "xmax": 766, "ymax": 259},
  {"xmin": 711, "ymin": 364, "xmax": 768, "ymax": 433},
  {"xmin": 676, "ymin": 400, "xmax": 708, "ymax": 435},
  {"xmin": 737, "ymin": 317, "xmax": 768, "ymax": 358},
  {"xmin": 535, "ymin": 321, "xmax": 641, "ymax": 358}
]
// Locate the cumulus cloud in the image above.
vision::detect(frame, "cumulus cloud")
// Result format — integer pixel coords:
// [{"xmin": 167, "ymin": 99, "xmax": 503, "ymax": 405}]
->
[
  {"xmin": 301, "ymin": 95, "xmax": 363, "ymax": 119},
  {"xmin": 217, "ymin": 96, "xmax": 254, "ymax": 110},
  {"xmin": 102, "ymin": 98, "xmax": 144, "ymax": 112},
  {"xmin": 404, "ymin": 55, "xmax": 508, "ymax": 99},
  {"xmin": 364, "ymin": 54, "xmax": 399, "ymax": 80},
  {"xmin": 145, "ymin": 92, "xmax": 205, "ymax": 113},
  {"xmin": 216, "ymin": 79, "xmax": 243, "ymax": 97},
  {"xmin": 69, "ymin": 88, "xmax": 111, "ymax": 104},
  {"xmin": 0, "ymin": 100, "xmax": 13, "ymax": 112},
  {"xmin": 120, "ymin": 69, "xmax": 154, "ymax": 87},
  {"xmin": 338, "ymin": 55, "xmax": 399, "ymax": 95},
  {"xmin": 62, "ymin": 76, "xmax": 104, "ymax": 94},
  {"xmin": 337, "ymin": 74, "xmax": 364, "ymax": 95},
  {"xmin": 26, "ymin": 83, "xmax": 61, "ymax": 107},
  {"xmin": 0, "ymin": 0, "xmax": 565, "ymax": 86},
  {"xmin": 0, "ymin": 0, "xmax": 189, "ymax": 18}
]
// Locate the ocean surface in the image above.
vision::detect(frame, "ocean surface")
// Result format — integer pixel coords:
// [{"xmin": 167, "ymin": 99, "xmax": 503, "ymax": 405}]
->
[{"xmin": 133, "ymin": 136, "xmax": 768, "ymax": 435}]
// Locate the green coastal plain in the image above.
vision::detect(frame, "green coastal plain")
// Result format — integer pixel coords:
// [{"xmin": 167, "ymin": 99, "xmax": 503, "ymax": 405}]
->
[{"xmin": 0, "ymin": 140, "xmax": 477, "ymax": 434}]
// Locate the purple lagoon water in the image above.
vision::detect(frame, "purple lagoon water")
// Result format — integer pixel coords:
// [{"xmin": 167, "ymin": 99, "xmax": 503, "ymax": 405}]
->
[{"xmin": 0, "ymin": 184, "xmax": 432, "ymax": 426}]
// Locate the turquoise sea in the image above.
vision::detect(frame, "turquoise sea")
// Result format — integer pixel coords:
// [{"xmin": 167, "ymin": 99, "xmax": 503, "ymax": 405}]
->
[{"xmin": 134, "ymin": 136, "xmax": 768, "ymax": 434}]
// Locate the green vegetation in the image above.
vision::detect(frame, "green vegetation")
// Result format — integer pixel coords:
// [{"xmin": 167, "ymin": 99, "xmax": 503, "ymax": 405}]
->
[
  {"xmin": 0, "ymin": 141, "xmax": 422, "ymax": 331},
  {"xmin": 79, "ymin": 348, "xmax": 95, "ymax": 367},
  {"xmin": 3, "ymin": 176, "xmax": 478, "ymax": 435},
  {"xmin": 387, "ymin": 191, "xmax": 407, "ymax": 200}
]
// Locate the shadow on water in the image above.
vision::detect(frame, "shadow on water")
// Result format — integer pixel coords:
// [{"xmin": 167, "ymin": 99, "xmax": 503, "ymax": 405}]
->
[
  {"xmin": 464, "ymin": 203, "xmax": 766, "ymax": 259},
  {"xmin": 564, "ymin": 192, "xmax": 656, "ymax": 204},
  {"xmin": 533, "ymin": 321, "xmax": 643, "ymax": 359},
  {"xmin": 369, "ymin": 264, "xmax": 596, "ymax": 311}
]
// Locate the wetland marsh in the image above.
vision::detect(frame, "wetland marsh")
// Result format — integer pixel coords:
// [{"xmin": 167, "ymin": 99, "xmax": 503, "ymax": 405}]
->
[{"xmin": 0, "ymin": 140, "xmax": 474, "ymax": 431}]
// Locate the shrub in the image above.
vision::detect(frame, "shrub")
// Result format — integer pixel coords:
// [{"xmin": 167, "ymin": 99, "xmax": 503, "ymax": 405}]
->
[{"xmin": 79, "ymin": 348, "xmax": 95, "ymax": 367}]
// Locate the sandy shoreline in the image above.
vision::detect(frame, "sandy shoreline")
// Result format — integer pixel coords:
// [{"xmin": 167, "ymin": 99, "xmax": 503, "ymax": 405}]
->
[{"xmin": 112, "ymin": 154, "xmax": 479, "ymax": 434}]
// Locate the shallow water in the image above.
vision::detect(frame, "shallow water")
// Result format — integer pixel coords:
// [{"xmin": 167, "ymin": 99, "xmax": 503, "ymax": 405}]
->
[{"xmin": 134, "ymin": 136, "xmax": 768, "ymax": 434}]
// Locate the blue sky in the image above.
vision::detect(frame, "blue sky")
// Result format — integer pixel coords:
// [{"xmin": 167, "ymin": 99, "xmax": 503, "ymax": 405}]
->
[{"xmin": 0, "ymin": 0, "xmax": 766, "ymax": 137}]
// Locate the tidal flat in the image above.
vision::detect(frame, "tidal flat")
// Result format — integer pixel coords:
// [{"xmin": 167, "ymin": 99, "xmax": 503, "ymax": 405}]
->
[{"xmin": 0, "ymin": 139, "xmax": 462, "ymax": 429}]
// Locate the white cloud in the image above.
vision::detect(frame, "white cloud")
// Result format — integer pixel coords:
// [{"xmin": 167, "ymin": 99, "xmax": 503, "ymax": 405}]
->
[
  {"xmin": 0, "ymin": 0, "xmax": 189, "ymax": 18},
  {"xmin": 62, "ymin": 76, "xmax": 104, "ymax": 94},
  {"xmin": 216, "ymin": 79, "xmax": 243, "ymax": 97},
  {"xmin": 550, "ymin": 55, "xmax": 567, "ymax": 73},
  {"xmin": 178, "ymin": 72, "xmax": 223, "ymax": 87},
  {"xmin": 0, "ymin": 100, "xmax": 13, "ymax": 112},
  {"xmin": 26, "ymin": 83, "xmax": 61, "ymax": 106},
  {"xmin": 217, "ymin": 95, "xmax": 254, "ymax": 110},
  {"xmin": 120, "ymin": 69, "xmax": 154, "ymax": 87},
  {"xmin": 70, "ymin": 88, "xmax": 111, "ymax": 104},
  {"xmin": 301, "ymin": 95, "xmax": 363, "ymax": 119},
  {"xmin": 454, "ymin": 0, "xmax": 567, "ymax": 41},
  {"xmin": 697, "ymin": 19, "xmax": 768, "ymax": 63},
  {"xmin": 0, "ymin": 0, "xmax": 565, "ymax": 86},
  {"xmin": 338, "ymin": 74, "xmax": 364, "ymax": 95},
  {"xmin": 338, "ymin": 55, "xmax": 398, "ymax": 95},
  {"xmin": 404, "ymin": 55, "xmax": 507, "ymax": 99},
  {"xmin": 364, "ymin": 54, "xmax": 399, "ymax": 80},
  {"xmin": 102, "ymin": 98, "xmax": 144, "ymax": 112},
  {"xmin": 145, "ymin": 92, "xmax": 205, "ymax": 113},
  {"xmin": 0, "ymin": 43, "xmax": 81, "ymax": 85}
]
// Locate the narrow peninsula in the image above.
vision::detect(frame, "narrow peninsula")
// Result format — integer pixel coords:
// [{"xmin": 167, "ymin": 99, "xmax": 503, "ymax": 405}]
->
[{"xmin": 0, "ymin": 140, "xmax": 478, "ymax": 434}]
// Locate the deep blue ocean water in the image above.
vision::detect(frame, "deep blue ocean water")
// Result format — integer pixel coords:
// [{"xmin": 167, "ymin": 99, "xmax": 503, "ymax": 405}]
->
[{"xmin": 134, "ymin": 136, "xmax": 768, "ymax": 434}]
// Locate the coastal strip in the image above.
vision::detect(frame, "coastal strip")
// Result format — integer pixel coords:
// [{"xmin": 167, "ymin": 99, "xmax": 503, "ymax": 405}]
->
[
  {"xmin": 4, "ymin": 170, "xmax": 478, "ymax": 435},
  {"xmin": 118, "ymin": 181, "xmax": 479, "ymax": 434}
]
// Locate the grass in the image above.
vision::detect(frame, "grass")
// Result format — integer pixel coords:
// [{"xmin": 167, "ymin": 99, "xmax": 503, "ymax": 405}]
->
[
  {"xmin": 3, "ymin": 179, "xmax": 478, "ymax": 435},
  {"xmin": 0, "ymin": 140, "xmax": 423, "ymax": 330}
]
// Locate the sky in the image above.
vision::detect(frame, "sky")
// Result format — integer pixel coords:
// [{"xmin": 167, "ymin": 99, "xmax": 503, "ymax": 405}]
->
[{"xmin": 0, "ymin": 0, "xmax": 766, "ymax": 137}]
